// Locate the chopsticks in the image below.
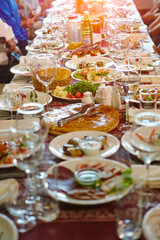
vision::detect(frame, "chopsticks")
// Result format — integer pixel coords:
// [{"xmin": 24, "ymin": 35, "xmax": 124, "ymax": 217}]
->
[{"xmin": 0, "ymin": 171, "xmax": 26, "ymax": 179}]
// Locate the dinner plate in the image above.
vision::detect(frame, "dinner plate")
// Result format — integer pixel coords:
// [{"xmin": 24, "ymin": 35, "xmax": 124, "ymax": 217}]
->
[
  {"xmin": 121, "ymin": 131, "xmax": 160, "ymax": 161},
  {"xmin": 0, "ymin": 90, "xmax": 52, "ymax": 111},
  {"xmin": 45, "ymin": 158, "xmax": 129, "ymax": 205},
  {"xmin": 65, "ymin": 56, "xmax": 114, "ymax": 70},
  {"xmin": 142, "ymin": 205, "xmax": 160, "ymax": 240},
  {"xmin": 0, "ymin": 213, "xmax": 18, "ymax": 240},
  {"xmin": 10, "ymin": 64, "xmax": 32, "ymax": 76},
  {"xmin": 71, "ymin": 68, "xmax": 116, "ymax": 83},
  {"xmin": 49, "ymin": 131, "xmax": 120, "ymax": 160},
  {"xmin": 122, "ymin": 57, "xmax": 155, "ymax": 71}
]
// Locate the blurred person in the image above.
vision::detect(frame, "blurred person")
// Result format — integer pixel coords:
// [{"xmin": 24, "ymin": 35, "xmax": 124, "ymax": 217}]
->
[
  {"xmin": 0, "ymin": 0, "xmax": 35, "ymax": 55},
  {"xmin": 0, "ymin": 18, "xmax": 21, "ymax": 83}
]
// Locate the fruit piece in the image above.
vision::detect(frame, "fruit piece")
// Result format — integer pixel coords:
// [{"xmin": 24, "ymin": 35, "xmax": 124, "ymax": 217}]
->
[
  {"xmin": 75, "ymin": 92, "xmax": 82, "ymax": 98},
  {"xmin": 68, "ymin": 92, "xmax": 75, "ymax": 98}
]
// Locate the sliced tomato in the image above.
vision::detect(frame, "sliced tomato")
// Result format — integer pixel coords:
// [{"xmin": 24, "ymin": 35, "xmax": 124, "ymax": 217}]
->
[
  {"xmin": 68, "ymin": 92, "xmax": 75, "ymax": 98},
  {"xmin": 75, "ymin": 91, "xmax": 82, "ymax": 98}
]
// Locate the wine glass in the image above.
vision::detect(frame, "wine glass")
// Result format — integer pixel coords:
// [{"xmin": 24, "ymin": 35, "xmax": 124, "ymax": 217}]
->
[
  {"xmin": 46, "ymin": 34, "xmax": 65, "ymax": 66},
  {"xmin": 130, "ymin": 122, "xmax": 160, "ymax": 206},
  {"xmin": 34, "ymin": 54, "xmax": 57, "ymax": 110},
  {"xmin": 103, "ymin": 18, "xmax": 119, "ymax": 39},
  {"xmin": 114, "ymin": 65, "xmax": 140, "ymax": 132},
  {"xmin": 109, "ymin": 36, "xmax": 128, "ymax": 67},
  {"xmin": 3, "ymin": 88, "xmax": 20, "ymax": 119},
  {"xmin": 8, "ymin": 118, "xmax": 42, "ymax": 232},
  {"xmin": 16, "ymin": 102, "xmax": 59, "ymax": 222}
]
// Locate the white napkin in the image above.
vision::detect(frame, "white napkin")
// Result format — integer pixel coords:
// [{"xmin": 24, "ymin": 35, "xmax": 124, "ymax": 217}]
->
[
  {"xmin": 129, "ymin": 33, "xmax": 148, "ymax": 40},
  {"xmin": 141, "ymin": 76, "xmax": 160, "ymax": 84},
  {"xmin": 131, "ymin": 164, "xmax": 160, "ymax": 188},
  {"xmin": 0, "ymin": 178, "xmax": 19, "ymax": 206}
]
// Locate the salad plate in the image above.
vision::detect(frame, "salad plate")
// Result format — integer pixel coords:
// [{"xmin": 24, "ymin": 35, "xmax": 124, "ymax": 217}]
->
[
  {"xmin": 49, "ymin": 131, "xmax": 120, "ymax": 161},
  {"xmin": 65, "ymin": 56, "xmax": 114, "ymax": 70},
  {"xmin": 130, "ymin": 84, "xmax": 160, "ymax": 104},
  {"xmin": 142, "ymin": 204, "xmax": 160, "ymax": 240},
  {"xmin": 71, "ymin": 67, "xmax": 116, "ymax": 83},
  {"xmin": 45, "ymin": 158, "xmax": 130, "ymax": 205},
  {"xmin": 10, "ymin": 64, "xmax": 32, "ymax": 76},
  {"xmin": 0, "ymin": 213, "xmax": 18, "ymax": 240}
]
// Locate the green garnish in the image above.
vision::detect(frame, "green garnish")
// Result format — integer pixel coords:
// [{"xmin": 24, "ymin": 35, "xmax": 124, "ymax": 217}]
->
[
  {"xmin": 64, "ymin": 80, "xmax": 100, "ymax": 95},
  {"xmin": 147, "ymin": 64, "xmax": 152, "ymax": 67},
  {"xmin": 30, "ymin": 91, "xmax": 38, "ymax": 103},
  {"xmin": 73, "ymin": 73, "xmax": 85, "ymax": 80}
]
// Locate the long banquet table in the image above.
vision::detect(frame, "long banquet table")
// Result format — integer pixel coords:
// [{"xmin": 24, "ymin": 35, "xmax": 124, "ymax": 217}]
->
[{"xmin": 0, "ymin": 0, "xmax": 160, "ymax": 239}]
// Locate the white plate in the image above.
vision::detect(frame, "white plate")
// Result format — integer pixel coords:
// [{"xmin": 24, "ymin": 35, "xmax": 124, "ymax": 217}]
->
[
  {"xmin": 49, "ymin": 131, "xmax": 120, "ymax": 160},
  {"xmin": 130, "ymin": 84, "xmax": 160, "ymax": 104},
  {"xmin": 71, "ymin": 68, "xmax": 116, "ymax": 83},
  {"xmin": 142, "ymin": 205, "xmax": 160, "ymax": 240},
  {"xmin": 45, "ymin": 158, "xmax": 129, "ymax": 205},
  {"xmin": 65, "ymin": 56, "xmax": 114, "ymax": 70},
  {"xmin": 51, "ymin": 93, "xmax": 81, "ymax": 102},
  {"xmin": 0, "ymin": 91, "xmax": 52, "ymax": 111},
  {"xmin": 10, "ymin": 64, "xmax": 32, "ymax": 76},
  {"xmin": 0, "ymin": 213, "xmax": 18, "ymax": 240},
  {"xmin": 121, "ymin": 131, "xmax": 160, "ymax": 161},
  {"xmin": 122, "ymin": 57, "xmax": 154, "ymax": 71}
]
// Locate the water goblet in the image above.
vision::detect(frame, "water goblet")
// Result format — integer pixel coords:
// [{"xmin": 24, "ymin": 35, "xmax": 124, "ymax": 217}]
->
[
  {"xmin": 34, "ymin": 53, "xmax": 57, "ymax": 110},
  {"xmin": 109, "ymin": 36, "xmax": 128, "ymax": 67},
  {"xmin": 114, "ymin": 65, "xmax": 140, "ymax": 132},
  {"xmin": 46, "ymin": 34, "xmax": 65, "ymax": 65},
  {"xmin": 3, "ymin": 88, "xmax": 20, "ymax": 119},
  {"xmin": 130, "ymin": 125, "xmax": 160, "ymax": 196}
]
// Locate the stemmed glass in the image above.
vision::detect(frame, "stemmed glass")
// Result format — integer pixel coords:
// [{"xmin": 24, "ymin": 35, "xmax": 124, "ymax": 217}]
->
[
  {"xmin": 114, "ymin": 65, "xmax": 140, "ymax": 132},
  {"xmin": 130, "ymin": 118, "xmax": 160, "ymax": 205},
  {"xmin": 109, "ymin": 36, "xmax": 128, "ymax": 67},
  {"xmin": 3, "ymin": 88, "xmax": 20, "ymax": 119},
  {"xmin": 8, "ymin": 106, "xmax": 43, "ymax": 232},
  {"xmin": 46, "ymin": 34, "xmax": 65, "ymax": 66},
  {"xmin": 34, "ymin": 54, "xmax": 57, "ymax": 110},
  {"xmin": 103, "ymin": 18, "xmax": 119, "ymax": 39},
  {"xmin": 16, "ymin": 102, "xmax": 59, "ymax": 222}
]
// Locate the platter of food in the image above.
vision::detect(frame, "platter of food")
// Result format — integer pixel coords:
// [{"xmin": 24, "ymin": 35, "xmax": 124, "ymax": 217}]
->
[
  {"xmin": 42, "ymin": 103, "xmax": 119, "ymax": 135},
  {"xmin": 45, "ymin": 158, "xmax": 132, "ymax": 205},
  {"xmin": 51, "ymin": 80, "xmax": 100, "ymax": 101},
  {"xmin": 71, "ymin": 67, "xmax": 115, "ymax": 83},
  {"xmin": 65, "ymin": 56, "xmax": 114, "ymax": 70},
  {"xmin": 130, "ymin": 84, "xmax": 160, "ymax": 104},
  {"xmin": 63, "ymin": 42, "xmax": 108, "ymax": 59},
  {"xmin": 49, "ymin": 131, "xmax": 120, "ymax": 160},
  {"xmin": 0, "ymin": 131, "xmax": 14, "ymax": 168},
  {"xmin": 122, "ymin": 57, "xmax": 157, "ymax": 71},
  {"xmin": 142, "ymin": 204, "xmax": 160, "ymax": 240}
]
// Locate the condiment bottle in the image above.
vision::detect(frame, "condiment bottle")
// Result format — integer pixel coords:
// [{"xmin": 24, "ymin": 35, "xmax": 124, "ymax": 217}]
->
[
  {"xmin": 81, "ymin": 92, "xmax": 94, "ymax": 105},
  {"xmin": 81, "ymin": 11, "xmax": 93, "ymax": 45}
]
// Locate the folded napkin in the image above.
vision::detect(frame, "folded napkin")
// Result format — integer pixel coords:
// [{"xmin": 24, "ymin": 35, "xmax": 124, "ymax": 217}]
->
[
  {"xmin": 129, "ymin": 33, "xmax": 148, "ymax": 40},
  {"xmin": 131, "ymin": 164, "xmax": 160, "ymax": 188},
  {"xmin": 0, "ymin": 178, "xmax": 19, "ymax": 206},
  {"xmin": 141, "ymin": 75, "xmax": 160, "ymax": 84}
]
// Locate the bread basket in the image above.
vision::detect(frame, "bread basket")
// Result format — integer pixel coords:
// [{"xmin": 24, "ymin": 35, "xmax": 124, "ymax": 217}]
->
[{"xmin": 32, "ymin": 67, "xmax": 71, "ymax": 92}]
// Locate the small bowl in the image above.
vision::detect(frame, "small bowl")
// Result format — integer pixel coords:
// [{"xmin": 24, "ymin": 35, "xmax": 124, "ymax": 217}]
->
[
  {"xmin": 75, "ymin": 168, "xmax": 101, "ymax": 187},
  {"xmin": 79, "ymin": 139, "xmax": 102, "ymax": 156}
]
